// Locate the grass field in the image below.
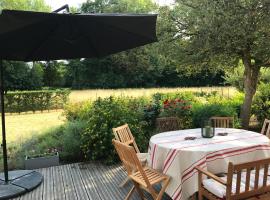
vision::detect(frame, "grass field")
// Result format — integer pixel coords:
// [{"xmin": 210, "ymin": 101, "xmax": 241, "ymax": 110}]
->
[
  {"xmin": 0, "ymin": 112, "xmax": 65, "ymax": 144},
  {"xmin": 69, "ymin": 86, "xmax": 237, "ymax": 102}
]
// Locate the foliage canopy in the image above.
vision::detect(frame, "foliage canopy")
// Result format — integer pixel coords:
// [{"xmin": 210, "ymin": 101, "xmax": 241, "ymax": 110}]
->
[{"xmin": 174, "ymin": 0, "xmax": 270, "ymax": 127}]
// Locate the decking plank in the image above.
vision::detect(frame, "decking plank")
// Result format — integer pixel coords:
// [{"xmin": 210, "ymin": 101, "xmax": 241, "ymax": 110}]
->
[
  {"xmin": 61, "ymin": 164, "xmax": 78, "ymax": 200},
  {"xmin": 98, "ymin": 163, "xmax": 126, "ymax": 199},
  {"xmin": 68, "ymin": 163, "xmax": 91, "ymax": 200},
  {"xmin": 42, "ymin": 166, "xmax": 55, "ymax": 200},
  {"xmin": 92, "ymin": 163, "xmax": 123, "ymax": 199},
  {"xmin": 106, "ymin": 164, "xmax": 138, "ymax": 200},
  {"xmin": 52, "ymin": 165, "xmax": 66, "ymax": 200},
  {"xmin": 11, "ymin": 162, "xmax": 172, "ymax": 200},
  {"xmin": 75, "ymin": 163, "xmax": 100, "ymax": 200},
  {"xmin": 107, "ymin": 164, "xmax": 140, "ymax": 200}
]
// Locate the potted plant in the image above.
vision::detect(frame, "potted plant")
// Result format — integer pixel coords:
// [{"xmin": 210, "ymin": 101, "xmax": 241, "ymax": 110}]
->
[{"xmin": 25, "ymin": 148, "xmax": 59, "ymax": 170}]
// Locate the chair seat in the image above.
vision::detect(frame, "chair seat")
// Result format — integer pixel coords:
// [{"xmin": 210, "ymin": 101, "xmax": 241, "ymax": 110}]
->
[
  {"xmin": 130, "ymin": 167, "xmax": 168, "ymax": 188},
  {"xmin": 203, "ymin": 170, "xmax": 270, "ymax": 199},
  {"xmin": 203, "ymin": 176, "xmax": 240, "ymax": 198},
  {"xmin": 137, "ymin": 153, "xmax": 148, "ymax": 163}
]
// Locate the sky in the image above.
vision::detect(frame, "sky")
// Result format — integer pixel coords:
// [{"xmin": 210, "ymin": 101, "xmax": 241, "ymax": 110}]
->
[{"xmin": 45, "ymin": 0, "xmax": 175, "ymax": 10}]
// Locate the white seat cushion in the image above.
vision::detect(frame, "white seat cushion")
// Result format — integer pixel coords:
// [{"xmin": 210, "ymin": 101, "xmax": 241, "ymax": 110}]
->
[
  {"xmin": 203, "ymin": 178, "xmax": 226, "ymax": 198},
  {"xmin": 203, "ymin": 174, "xmax": 247, "ymax": 198},
  {"xmin": 203, "ymin": 170, "xmax": 270, "ymax": 199},
  {"xmin": 137, "ymin": 153, "xmax": 148, "ymax": 163}
]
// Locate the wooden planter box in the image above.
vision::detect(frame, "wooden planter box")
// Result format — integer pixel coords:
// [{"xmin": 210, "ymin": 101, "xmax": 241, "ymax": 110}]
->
[{"xmin": 25, "ymin": 152, "xmax": 59, "ymax": 170}]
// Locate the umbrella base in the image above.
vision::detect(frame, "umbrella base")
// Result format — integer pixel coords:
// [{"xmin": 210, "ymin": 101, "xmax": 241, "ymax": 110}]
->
[{"xmin": 0, "ymin": 170, "xmax": 43, "ymax": 199}]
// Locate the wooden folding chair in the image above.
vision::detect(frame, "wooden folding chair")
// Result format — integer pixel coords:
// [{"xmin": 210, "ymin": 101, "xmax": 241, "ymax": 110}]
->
[
  {"xmin": 156, "ymin": 117, "xmax": 181, "ymax": 133},
  {"xmin": 112, "ymin": 139, "xmax": 170, "ymax": 200},
  {"xmin": 196, "ymin": 158, "xmax": 270, "ymax": 200},
  {"xmin": 113, "ymin": 124, "xmax": 148, "ymax": 187},
  {"xmin": 210, "ymin": 116, "xmax": 234, "ymax": 128},
  {"xmin": 261, "ymin": 119, "xmax": 270, "ymax": 138}
]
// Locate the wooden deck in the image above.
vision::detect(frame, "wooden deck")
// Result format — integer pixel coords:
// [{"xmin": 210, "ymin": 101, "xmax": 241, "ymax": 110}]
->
[{"xmin": 13, "ymin": 162, "xmax": 171, "ymax": 200}]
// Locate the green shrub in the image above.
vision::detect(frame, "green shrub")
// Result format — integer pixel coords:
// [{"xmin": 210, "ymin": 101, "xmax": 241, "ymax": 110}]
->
[
  {"xmin": 64, "ymin": 101, "xmax": 92, "ymax": 121},
  {"xmin": 5, "ymin": 89, "xmax": 70, "ymax": 113},
  {"xmin": 60, "ymin": 121, "xmax": 86, "ymax": 162},
  {"xmin": 192, "ymin": 103, "xmax": 239, "ymax": 128},
  {"xmin": 80, "ymin": 97, "xmax": 147, "ymax": 164},
  {"xmin": 207, "ymin": 92, "xmax": 244, "ymax": 118},
  {"xmin": 143, "ymin": 93, "xmax": 161, "ymax": 128},
  {"xmin": 252, "ymin": 83, "xmax": 270, "ymax": 123}
]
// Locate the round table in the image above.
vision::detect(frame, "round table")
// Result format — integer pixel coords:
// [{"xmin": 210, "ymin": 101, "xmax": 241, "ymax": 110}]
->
[{"xmin": 149, "ymin": 128, "xmax": 270, "ymax": 200}]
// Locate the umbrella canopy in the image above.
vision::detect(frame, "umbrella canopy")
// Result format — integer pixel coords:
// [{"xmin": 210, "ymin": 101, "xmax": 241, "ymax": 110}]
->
[
  {"xmin": 0, "ymin": 9, "xmax": 157, "ymax": 61},
  {"xmin": 0, "ymin": 8, "xmax": 157, "ymax": 188}
]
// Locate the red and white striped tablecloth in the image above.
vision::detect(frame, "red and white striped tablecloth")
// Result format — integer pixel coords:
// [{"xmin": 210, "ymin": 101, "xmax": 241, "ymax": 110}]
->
[{"xmin": 148, "ymin": 128, "xmax": 270, "ymax": 200}]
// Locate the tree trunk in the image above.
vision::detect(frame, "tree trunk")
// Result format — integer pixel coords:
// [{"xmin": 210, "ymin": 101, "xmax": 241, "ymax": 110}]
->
[{"xmin": 240, "ymin": 53, "xmax": 260, "ymax": 129}]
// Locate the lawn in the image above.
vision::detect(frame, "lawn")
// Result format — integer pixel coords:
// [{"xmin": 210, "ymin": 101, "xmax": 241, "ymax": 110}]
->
[
  {"xmin": 69, "ymin": 86, "xmax": 237, "ymax": 102},
  {"xmin": 0, "ymin": 111, "xmax": 65, "ymax": 145}
]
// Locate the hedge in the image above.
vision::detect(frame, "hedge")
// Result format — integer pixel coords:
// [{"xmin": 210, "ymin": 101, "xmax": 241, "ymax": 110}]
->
[{"xmin": 5, "ymin": 89, "xmax": 70, "ymax": 113}]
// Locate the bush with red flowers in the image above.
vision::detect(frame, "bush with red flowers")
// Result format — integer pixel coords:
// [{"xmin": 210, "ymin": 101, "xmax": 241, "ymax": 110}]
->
[
  {"xmin": 161, "ymin": 98, "xmax": 192, "ymax": 116},
  {"xmin": 160, "ymin": 98, "xmax": 192, "ymax": 128}
]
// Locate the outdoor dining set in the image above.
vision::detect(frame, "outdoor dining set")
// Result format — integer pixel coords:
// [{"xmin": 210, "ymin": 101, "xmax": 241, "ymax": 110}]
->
[{"xmin": 112, "ymin": 117, "xmax": 270, "ymax": 200}]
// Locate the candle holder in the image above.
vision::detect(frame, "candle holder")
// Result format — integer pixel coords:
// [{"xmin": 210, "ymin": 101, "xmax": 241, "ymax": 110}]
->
[{"xmin": 201, "ymin": 120, "xmax": 215, "ymax": 138}]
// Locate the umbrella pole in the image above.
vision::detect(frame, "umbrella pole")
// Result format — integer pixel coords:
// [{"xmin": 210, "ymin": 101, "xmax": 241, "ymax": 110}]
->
[{"xmin": 0, "ymin": 59, "xmax": 8, "ymax": 183}]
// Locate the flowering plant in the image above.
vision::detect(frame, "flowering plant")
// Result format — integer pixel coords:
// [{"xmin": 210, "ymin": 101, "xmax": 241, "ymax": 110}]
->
[{"xmin": 160, "ymin": 98, "xmax": 192, "ymax": 118}]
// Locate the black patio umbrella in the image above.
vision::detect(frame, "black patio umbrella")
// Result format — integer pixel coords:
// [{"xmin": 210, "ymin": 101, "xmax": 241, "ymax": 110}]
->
[
  {"xmin": 0, "ymin": 9, "xmax": 157, "ymax": 61},
  {"xmin": 0, "ymin": 8, "xmax": 157, "ymax": 199}
]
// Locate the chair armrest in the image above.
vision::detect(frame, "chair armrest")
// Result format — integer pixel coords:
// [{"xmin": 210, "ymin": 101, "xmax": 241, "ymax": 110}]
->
[{"xmin": 195, "ymin": 166, "xmax": 227, "ymax": 186}]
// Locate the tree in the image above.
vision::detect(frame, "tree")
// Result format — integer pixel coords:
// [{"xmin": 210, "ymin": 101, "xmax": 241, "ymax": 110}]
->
[
  {"xmin": 174, "ymin": 0, "xmax": 270, "ymax": 128},
  {"xmin": 3, "ymin": 61, "xmax": 43, "ymax": 91},
  {"xmin": 42, "ymin": 61, "xmax": 67, "ymax": 87},
  {"xmin": 0, "ymin": 0, "xmax": 50, "ymax": 11},
  {"xmin": 81, "ymin": 0, "xmax": 157, "ymax": 13},
  {"xmin": 28, "ymin": 62, "xmax": 44, "ymax": 89},
  {"xmin": 3, "ymin": 61, "xmax": 29, "ymax": 91}
]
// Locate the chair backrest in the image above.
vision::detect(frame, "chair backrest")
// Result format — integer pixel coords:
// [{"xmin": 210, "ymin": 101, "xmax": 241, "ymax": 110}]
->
[
  {"xmin": 112, "ymin": 124, "xmax": 140, "ymax": 153},
  {"xmin": 210, "ymin": 116, "xmax": 234, "ymax": 128},
  {"xmin": 156, "ymin": 117, "xmax": 181, "ymax": 133},
  {"xmin": 112, "ymin": 139, "xmax": 152, "ymax": 188},
  {"xmin": 226, "ymin": 158, "xmax": 270, "ymax": 199},
  {"xmin": 261, "ymin": 119, "xmax": 270, "ymax": 137}
]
